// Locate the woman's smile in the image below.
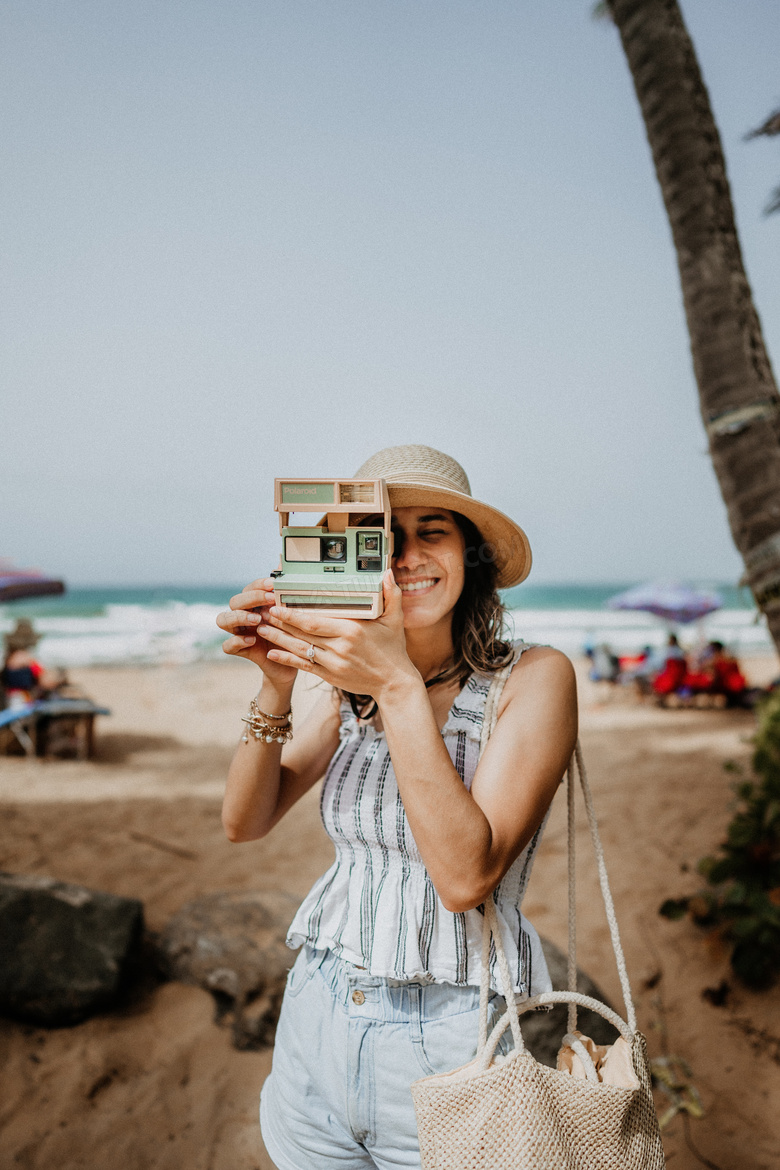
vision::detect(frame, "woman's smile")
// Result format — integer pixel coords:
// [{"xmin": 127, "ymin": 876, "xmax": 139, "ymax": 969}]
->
[{"xmin": 396, "ymin": 577, "xmax": 439, "ymax": 596}]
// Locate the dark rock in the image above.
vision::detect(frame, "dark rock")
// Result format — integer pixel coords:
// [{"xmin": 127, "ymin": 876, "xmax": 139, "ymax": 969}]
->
[
  {"xmin": 157, "ymin": 889, "xmax": 300, "ymax": 1049},
  {"xmin": 0, "ymin": 872, "xmax": 144, "ymax": 1026},
  {"xmin": 519, "ymin": 936, "xmax": 621, "ymax": 1067}
]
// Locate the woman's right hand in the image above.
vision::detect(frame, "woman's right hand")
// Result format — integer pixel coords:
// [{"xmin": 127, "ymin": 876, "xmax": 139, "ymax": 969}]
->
[{"xmin": 216, "ymin": 578, "xmax": 298, "ymax": 688}]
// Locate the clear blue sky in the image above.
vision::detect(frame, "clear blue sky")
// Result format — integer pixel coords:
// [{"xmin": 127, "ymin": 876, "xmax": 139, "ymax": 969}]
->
[{"xmin": 2, "ymin": 0, "xmax": 779, "ymax": 586}]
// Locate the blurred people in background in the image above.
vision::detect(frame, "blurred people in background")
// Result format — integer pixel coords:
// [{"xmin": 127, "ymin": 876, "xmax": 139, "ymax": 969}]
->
[
  {"xmin": 650, "ymin": 636, "xmax": 749, "ymax": 707},
  {"xmin": 629, "ymin": 642, "xmax": 668, "ymax": 697},
  {"xmin": 702, "ymin": 640, "xmax": 747, "ymax": 705},
  {"xmin": 583, "ymin": 633, "xmax": 754, "ymax": 708},
  {"xmin": 1, "ymin": 620, "xmax": 63, "ymax": 709},
  {"xmin": 585, "ymin": 642, "xmax": 620, "ymax": 684},
  {"xmin": 593, "ymin": 633, "xmax": 753, "ymax": 708},
  {"xmin": 651, "ymin": 634, "xmax": 687, "ymax": 699}
]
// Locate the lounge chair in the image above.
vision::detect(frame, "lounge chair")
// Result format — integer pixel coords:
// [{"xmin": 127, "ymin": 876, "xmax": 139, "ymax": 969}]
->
[{"xmin": 0, "ymin": 697, "xmax": 111, "ymax": 760}]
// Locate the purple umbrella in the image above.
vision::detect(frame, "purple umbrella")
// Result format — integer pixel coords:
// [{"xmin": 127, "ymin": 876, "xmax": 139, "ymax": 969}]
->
[
  {"xmin": 606, "ymin": 582, "xmax": 722, "ymax": 625},
  {"xmin": 0, "ymin": 562, "xmax": 65, "ymax": 603}
]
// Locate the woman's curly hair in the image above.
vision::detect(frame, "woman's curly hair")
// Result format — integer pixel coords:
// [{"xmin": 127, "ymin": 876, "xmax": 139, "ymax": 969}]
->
[{"xmin": 342, "ymin": 512, "xmax": 513, "ymax": 720}]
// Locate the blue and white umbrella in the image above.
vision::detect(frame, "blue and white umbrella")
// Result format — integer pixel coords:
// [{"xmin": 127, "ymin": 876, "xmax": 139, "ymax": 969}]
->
[{"xmin": 606, "ymin": 582, "xmax": 722, "ymax": 625}]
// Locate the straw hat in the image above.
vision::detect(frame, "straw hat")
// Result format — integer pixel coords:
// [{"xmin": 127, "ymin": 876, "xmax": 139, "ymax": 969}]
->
[
  {"xmin": 353, "ymin": 445, "xmax": 531, "ymax": 588},
  {"xmin": 4, "ymin": 619, "xmax": 41, "ymax": 654}
]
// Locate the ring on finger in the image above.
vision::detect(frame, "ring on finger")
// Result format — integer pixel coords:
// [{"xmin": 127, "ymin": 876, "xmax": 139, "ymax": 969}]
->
[{"xmin": 306, "ymin": 642, "xmax": 316, "ymax": 664}]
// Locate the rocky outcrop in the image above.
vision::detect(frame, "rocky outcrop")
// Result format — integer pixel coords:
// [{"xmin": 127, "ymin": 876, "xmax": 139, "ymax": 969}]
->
[
  {"xmin": 156, "ymin": 888, "xmax": 301, "ymax": 1049},
  {"xmin": 0, "ymin": 870, "xmax": 618, "ymax": 1059},
  {"xmin": 0, "ymin": 873, "xmax": 144, "ymax": 1025}
]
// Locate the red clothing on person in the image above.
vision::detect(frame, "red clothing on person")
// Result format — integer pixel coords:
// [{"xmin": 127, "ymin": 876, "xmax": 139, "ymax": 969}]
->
[
  {"xmin": 652, "ymin": 657, "xmax": 686, "ymax": 695},
  {"xmin": 712, "ymin": 657, "xmax": 746, "ymax": 695}
]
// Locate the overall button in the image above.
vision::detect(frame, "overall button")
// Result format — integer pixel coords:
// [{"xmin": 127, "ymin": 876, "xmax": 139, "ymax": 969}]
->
[{"xmin": 352, "ymin": 990, "xmax": 365, "ymax": 1005}]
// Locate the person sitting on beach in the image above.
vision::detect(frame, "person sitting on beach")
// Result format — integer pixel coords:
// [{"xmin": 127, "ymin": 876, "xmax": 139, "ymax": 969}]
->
[
  {"xmin": 217, "ymin": 444, "xmax": 577, "ymax": 1170},
  {"xmin": 585, "ymin": 642, "xmax": 619, "ymax": 683},
  {"xmin": 651, "ymin": 636, "xmax": 687, "ymax": 698},
  {"xmin": 651, "ymin": 633, "xmax": 694, "ymax": 698},
  {"xmin": 625, "ymin": 644, "xmax": 665, "ymax": 698},
  {"xmin": 0, "ymin": 620, "xmax": 61, "ymax": 710},
  {"xmin": 702, "ymin": 641, "xmax": 747, "ymax": 705}
]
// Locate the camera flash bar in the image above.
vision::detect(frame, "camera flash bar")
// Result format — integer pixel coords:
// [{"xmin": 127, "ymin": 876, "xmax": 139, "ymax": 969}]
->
[{"xmin": 275, "ymin": 478, "xmax": 388, "ymax": 513}]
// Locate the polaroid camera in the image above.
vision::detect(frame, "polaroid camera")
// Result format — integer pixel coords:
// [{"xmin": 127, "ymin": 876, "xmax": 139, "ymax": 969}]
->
[{"xmin": 272, "ymin": 478, "xmax": 393, "ymax": 619}]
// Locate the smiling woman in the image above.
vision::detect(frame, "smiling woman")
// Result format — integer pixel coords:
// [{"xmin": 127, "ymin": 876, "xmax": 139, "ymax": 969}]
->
[
  {"xmin": 338, "ymin": 506, "xmax": 516, "ymax": 723},
  {"xmin": 215, "ymin": 444, "xmax": 577, "ymax": 1170}
]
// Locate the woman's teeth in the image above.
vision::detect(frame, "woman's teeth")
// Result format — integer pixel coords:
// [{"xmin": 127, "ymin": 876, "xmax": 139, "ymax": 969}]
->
[{"xmin": 398, "ymin": 579, "xmax": 437, "ymax": 592}]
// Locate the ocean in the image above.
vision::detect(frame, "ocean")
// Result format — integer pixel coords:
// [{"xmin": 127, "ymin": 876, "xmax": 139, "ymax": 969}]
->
[{"xmin": 0, "ymin": 583, "xmax": 771, "ymax": 668}]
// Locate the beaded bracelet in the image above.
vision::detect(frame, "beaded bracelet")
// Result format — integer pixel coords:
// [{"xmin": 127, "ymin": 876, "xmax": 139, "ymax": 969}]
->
[{"xmin": 240, "ymin": 696, "xmax": 293, "ymax": 744}]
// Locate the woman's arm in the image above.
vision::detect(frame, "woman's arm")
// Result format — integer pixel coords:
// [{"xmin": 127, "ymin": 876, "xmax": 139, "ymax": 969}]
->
[
  {"xmin": 378, "ymin": 646, "xmax": 577, "ymax": 911},
  {"xmin": 217, "ymin": 579, "xmax": 342, "ymax": 842},
  {"xmin": 255, "ymin": 575, "xmax": 577, "ymax": 909},
  {"xmin": 221, "ymin": 684, "xmax": 341, "ymax": 842}
]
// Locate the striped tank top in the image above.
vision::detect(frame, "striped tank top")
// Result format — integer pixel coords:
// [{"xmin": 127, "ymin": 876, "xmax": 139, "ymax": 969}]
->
[{"xmin": 287, "ymin": 640, "xmax": 553, "ymax": 996}]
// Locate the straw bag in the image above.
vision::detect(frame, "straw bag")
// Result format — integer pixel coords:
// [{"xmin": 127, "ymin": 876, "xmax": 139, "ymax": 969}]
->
[{"xmin": 410, "ymin": 663, "xmax": 665, "ymax": 1169}]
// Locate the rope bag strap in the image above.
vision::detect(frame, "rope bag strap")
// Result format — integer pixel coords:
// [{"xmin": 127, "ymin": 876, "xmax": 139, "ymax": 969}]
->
[{"xmin": 475, "ymin": 657, "xmax": 637, "ymax": 1067}]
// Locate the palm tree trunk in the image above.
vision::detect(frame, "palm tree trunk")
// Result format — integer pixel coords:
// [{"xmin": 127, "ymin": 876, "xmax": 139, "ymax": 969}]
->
[{"xmin": 606, "ymin": 0, "xmax": 780, "ymax": 652}]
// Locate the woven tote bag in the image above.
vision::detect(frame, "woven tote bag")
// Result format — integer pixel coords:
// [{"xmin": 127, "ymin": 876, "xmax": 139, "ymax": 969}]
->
[{"xmin": 410, "ymin": 663, "xmax": 665, "ymax": 1169}]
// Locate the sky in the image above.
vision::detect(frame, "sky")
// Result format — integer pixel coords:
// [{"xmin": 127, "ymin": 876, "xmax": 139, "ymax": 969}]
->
[{"xmin": 2, "ymin": 0, "xmax": 779, "ymax": 587}]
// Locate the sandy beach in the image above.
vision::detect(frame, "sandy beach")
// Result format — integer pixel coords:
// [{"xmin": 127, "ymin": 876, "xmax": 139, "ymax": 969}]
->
[{"xmin": 2, "ymin": 655, "xmax": 780, "ymax": 1170}]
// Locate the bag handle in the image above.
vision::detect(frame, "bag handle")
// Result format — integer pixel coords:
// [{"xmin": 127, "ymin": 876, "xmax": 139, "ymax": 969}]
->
[
  {"xmin": 478, "ymin": 980, "xmax": 637, "ymax": 1071},
  {"xmin": 475, "ymin": 651, "xmax": 637, "ymax": 1070},
  {"xmin": 569, "ymin": 743, "xmax": 637, "ymax": 1034},
  {"xmin": 477, "ymin": 661, "xmax": 515, "ymax": 1055}
]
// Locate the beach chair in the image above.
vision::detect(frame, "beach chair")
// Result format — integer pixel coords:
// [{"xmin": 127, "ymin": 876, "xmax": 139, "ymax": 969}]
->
[
  {"xmin": 0, "ymin": 698, "xmax": 111, "ymax": 760},
  {"xmin": 0, "ymin": 701, "xmax": 39, "ymax": 756}
]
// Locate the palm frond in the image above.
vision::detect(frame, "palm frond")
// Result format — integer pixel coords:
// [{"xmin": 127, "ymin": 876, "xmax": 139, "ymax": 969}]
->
[
  {"xmin": 745, "ymin": 107, "xmax": 780, "ymax": 140},
  {"xmin": 745, "ymin": 107, "xmax": 780, "ymax": 216},
  {"xmin": 765, "ymin": 186, "xmax": 780, "ymax": 217}
]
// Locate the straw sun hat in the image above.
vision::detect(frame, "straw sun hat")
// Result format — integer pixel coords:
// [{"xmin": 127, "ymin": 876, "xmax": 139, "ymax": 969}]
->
[
  {"xmin": 4, "ymin": 619, "xmax": 41, "ymax": 654},
  {"xmin": 353, "ymin": 445, "xmax": 531, "ymax": 589}
]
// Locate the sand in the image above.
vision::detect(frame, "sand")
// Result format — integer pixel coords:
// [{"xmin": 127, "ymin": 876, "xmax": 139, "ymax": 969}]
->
[{"xmin": 1, "ymin": 656, "xmax": 780, "ymax": 1170}]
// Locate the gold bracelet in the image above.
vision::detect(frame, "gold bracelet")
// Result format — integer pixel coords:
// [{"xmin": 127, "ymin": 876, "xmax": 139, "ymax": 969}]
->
[
  {"xmin": 241, "ymin": 715, "xmax": 293, "ymax": 744},
  {"xmin": 252, "ymin": 701, "xmax": 291, "ymax": 722},
  {"xmin": 241, "ymin": 696, "xmax": 293, "ymax": 744}
]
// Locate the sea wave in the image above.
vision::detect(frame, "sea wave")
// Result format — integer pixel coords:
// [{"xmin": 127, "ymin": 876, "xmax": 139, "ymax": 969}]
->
[
  {"xmin": 506, "ymin": 607, "xmax": 773, "ymax": 657},
  {"xmin": 0, "ymin": 600, "xmax": 773, "ymax": 668},
  {"xmin": 0, "ymin": 603, "xmax": 225, "ymax": 667}
]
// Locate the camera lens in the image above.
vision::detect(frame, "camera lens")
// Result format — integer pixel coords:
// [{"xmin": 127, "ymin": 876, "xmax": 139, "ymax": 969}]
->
[{"xmin": 325, "ymin": 539, "xmax": 346, "ymax": 560}]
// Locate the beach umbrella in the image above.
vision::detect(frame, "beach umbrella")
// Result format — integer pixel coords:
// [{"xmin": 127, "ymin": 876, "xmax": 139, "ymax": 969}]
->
[
  {"xmin": 0, "ymin": 562, "xmax": 65, "ymax": 603},
  {"xmin": 606, "ymin": 582, "xmax": 722, "ymax": 625}
]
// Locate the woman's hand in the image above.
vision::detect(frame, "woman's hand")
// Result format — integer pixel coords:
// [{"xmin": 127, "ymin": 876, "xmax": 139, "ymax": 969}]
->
[
  {"xmin": 216, "ymin": 577, "xmax": 298, "ymax": 689},
  {"xmin": 255, "ymin": 571, "xmax": 418, "ymax": 700}
]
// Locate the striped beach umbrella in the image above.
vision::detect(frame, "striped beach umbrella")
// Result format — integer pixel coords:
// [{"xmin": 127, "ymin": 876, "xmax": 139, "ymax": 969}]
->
[{"xmin": 606, "ymin": 581, "xmax": 722, "ymax": 625}]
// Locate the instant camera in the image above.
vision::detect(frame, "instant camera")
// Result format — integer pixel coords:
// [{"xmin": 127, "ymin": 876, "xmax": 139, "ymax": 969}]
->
[{"xmin": 272, "ymin": 478, "xmax": 392, "ymax": 619}]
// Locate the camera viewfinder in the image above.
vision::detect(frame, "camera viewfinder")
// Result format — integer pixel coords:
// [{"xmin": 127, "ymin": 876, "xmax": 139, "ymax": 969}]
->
[{"xmin": 357, "ymin": 531, "xmax": 383, "ymax": 571}]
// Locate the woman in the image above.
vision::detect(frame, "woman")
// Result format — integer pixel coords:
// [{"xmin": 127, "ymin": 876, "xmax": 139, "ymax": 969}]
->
[
  {"xmin": 1, "ymin": 619, "xmax": 57, "ymax": 708},
  {"xmin": 217, "ymin": 444, "xmax": 577, "ymax": 1170}
]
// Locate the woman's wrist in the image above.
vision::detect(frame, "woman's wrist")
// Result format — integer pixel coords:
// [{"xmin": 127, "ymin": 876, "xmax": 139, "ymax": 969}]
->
[
  {"xmin": 256, "ymin": 678, "xmax": 294, "ymax": 716},
  {"xmin": 375, "ymin": 669, "xmax": 427, "ymax": 715}
]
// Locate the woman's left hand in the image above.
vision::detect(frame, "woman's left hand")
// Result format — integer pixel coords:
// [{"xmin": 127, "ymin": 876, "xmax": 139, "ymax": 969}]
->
[{"xmin": 256, "ymin": 571, "xmax": 418, "ymax": 699}]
